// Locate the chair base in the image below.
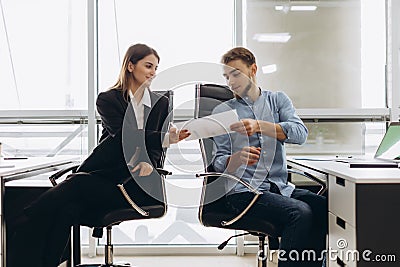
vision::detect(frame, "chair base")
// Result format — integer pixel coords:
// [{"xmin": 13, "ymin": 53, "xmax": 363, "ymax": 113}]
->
[
  {"xmin": 257, "ymin": 235, "xmax": 268, "ymax": 267},
  {"xmin": 76, "ymin": 227, "xmax": 133, "ymax": 267}
]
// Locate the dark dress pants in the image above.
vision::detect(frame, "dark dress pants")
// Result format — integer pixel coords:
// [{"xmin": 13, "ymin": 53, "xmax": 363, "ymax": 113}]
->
[
  {"xmin": 8, "ymin": 170, "xmax": 135, "ymax": 267},
  {"xmin": 227, "ymin": 185, "xmax": 327, "ymax": 267}
]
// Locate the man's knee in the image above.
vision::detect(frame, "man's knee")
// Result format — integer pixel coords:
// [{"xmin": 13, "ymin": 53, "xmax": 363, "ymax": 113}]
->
[{"xmin": 291, "ymin": 202, "xmax": 313, "ymax": 225}]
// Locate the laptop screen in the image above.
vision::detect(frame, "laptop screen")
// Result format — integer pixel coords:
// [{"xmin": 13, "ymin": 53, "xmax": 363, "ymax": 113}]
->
[{"xmin": 374, "ymin": 122, "xmax": 400, "ymax": 161}]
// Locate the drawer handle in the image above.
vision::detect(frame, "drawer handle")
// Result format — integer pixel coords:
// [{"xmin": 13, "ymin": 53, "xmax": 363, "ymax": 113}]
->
[
  {"xmin": 336, "ymin": 216, "xmax": 346, "ymax": 229},
  {"xmin": 336, "ymin": 177, "xmax": 345, "ymax": 187},
  {"xmin": 337, "ymin": 257, "xmax": 345, "ymax": 267}
]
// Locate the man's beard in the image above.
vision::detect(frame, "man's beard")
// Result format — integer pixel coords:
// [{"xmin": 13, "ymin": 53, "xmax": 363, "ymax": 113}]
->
[
  {"xmin": 242, "ymin": 80, "xmax": 252, "ymax": 96},
  {"xmin": 235, "ymin": 80, "xmax": 253, "ymax": 100}
]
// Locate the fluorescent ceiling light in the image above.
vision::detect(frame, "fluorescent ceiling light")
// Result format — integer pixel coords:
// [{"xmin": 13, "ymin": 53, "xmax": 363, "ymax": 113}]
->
[
  {"xmin": 253, "ymin": 33, "xmax": 291, "ymax": 43},
  {"xmin": 290, "ymin": 5, "xmax": 317, "ymax": 11},
  {"xmin": 262, "ymin": 64, "xmax": 277, "ymax": 74},
  {"xmin": 275, "ymin": 5, "xmax": 317, "ymax": 11}
]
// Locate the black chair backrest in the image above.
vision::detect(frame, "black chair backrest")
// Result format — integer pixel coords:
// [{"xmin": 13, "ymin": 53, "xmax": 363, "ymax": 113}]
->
[
  {"xmin": 148, "ymin": 90, "xmax": 173, "ymax": 204},
  {"xmin": 194, "ymin": 84, "xmax": 235, "ymax": 220},
  {"xmin": 154, "ymin": 90, "xmax": 174, "ymax": 169},
  {"xmin": 195, "ymin": 83, "xmax": 234, "ymax": 119},
  {"xmin": 124, "ymin": 89, "xmax": 174, "ymax": 210},
  {"xmin": 155, "ymin": 90, "xmax": 174, "ymax": 124},
  {"xmin": 194, "ymin": 84, "xmax": 233, "ymax": 172}
]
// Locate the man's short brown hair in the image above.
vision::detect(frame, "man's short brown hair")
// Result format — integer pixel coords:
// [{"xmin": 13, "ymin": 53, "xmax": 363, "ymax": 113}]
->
[{"xmin": 221, "ymin": 47, "xmax": 256, "ymax": 67}]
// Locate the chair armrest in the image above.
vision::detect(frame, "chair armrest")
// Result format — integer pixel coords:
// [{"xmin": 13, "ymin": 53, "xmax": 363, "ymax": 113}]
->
[
  {"xmin": 196, "ymin": 172, "xmax": 262, "ymax": 226},
  {"xmin": 196, "ymin": 172, "xmax": 262, "ymax": 195},
  {"xmin": 288, "ymin": 169, "xmax": 327, "ymax": 195},
  {"xmin": 117, "ymin": 184, "xmax": 149, "ymax": 216},
  {"xmin": 49, "ymin": 165, "xmax": 80, "ymax": 186},
  {"xmin": 117, "ymin": 168, "xmax": 171, "ymax": 217},
  {"xmin": 156, "ymin": 168, "xmax": 172, "ymax": 176}
]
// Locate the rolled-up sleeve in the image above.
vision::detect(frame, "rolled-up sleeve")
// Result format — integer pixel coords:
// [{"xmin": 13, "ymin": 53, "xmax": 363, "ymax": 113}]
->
[{"xmin": 276, "ymin": 92, "xmax": 308, "ymax": 145}]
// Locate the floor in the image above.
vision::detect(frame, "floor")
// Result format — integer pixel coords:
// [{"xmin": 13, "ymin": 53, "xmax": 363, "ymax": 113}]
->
[{"xmin": 79, "ymin": 254, "xmax": 278, "ymax": 267}]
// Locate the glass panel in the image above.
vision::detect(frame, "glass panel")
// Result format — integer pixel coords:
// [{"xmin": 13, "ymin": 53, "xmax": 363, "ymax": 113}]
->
[
  {"xmin": 98, "ymin": 0, "xmax": 234, "ymax": 106},
  {"xmin": 286, "ymin": 121, "xmax": 387, "ymax": 155},
  {"xmin": 246, "ymin": 0, "xmax": 386, "ymax": 156},
  {"xmin": 245, "ymin": 0, "xmax": 385, "ymax": 109},
  {"xmin": 0, "ymin": 124, "xmax": 88, "ymax": 157},
  {"xmin": 0, "ymin": 0, "xmax": 88, "ymax": 110},
  {"xmin": 164, "ymin": 140, "xmax": 204, "ymax": 175}
]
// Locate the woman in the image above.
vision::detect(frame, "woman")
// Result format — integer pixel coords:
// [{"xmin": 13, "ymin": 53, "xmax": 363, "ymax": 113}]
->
[{"xmin": 9, "ymin": 44, "xmax": 190, "ymax": 267}]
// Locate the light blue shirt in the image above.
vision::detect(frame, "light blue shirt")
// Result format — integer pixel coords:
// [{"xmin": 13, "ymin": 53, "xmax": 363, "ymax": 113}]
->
[{"xmin": 212, "ymin": 89, "xmax": 308, "ymax": 197}]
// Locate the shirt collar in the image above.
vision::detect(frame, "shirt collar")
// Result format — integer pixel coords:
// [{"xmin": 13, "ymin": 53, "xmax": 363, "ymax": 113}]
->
[
  {"xmin": 142, "ymin": 88, "xmax": 151, "ymax": 107},
  {"xmin": 237, "ymin": 87, "xmax": 262, "ymax": 106},
  {"xmin": 129, "ymin": 88, "xmax": 151, "ymax": 107}
]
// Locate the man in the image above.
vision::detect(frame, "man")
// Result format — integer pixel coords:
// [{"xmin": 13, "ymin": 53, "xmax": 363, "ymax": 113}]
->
[{"xmin": 212, "ymin": 47, "xmax": 327, "ymax": 267}]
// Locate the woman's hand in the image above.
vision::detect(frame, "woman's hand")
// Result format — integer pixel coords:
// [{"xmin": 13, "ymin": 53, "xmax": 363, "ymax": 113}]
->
[
  {"xmin": 168, "ymin": 124, "xmax": 191, "ymax": 144},
  {"xmin": 131, "ymin": 162, "xmax": 153, "ymax": 176}
]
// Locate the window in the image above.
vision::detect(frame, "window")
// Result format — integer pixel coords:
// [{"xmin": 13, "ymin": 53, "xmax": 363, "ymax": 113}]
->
[
  {"xmin": 0, "ymin": 0, "xmax": 88, "ymax": 157},
  {"xmin": 0, "ymin": 0, "xmax": 88, "ymax": 110},
  {"xmin": 245, "ymin": 0, "xmax": 387, "ymax": 155}
]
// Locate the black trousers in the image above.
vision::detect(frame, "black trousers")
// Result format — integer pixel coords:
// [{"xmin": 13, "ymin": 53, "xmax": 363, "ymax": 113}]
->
[
  {"xmin": 8, "ymin": 170, "xmax": 148, "ymax": 267},
  {"xmin": 227, "ymin": 185, "xmax": 327, "ymax": 267}
]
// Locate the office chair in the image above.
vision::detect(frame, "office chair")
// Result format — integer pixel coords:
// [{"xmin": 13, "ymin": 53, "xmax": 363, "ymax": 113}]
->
[
  {"xmin": 49, "ymin": 90, "xmax": 173, "ymax": 267},
  {"xmin": 194, "ymin": 84, "xmax": 326, "ymax": 267},
  {"xmin": 49, "ymin": 165, "xmax": 169, "ymax": 267}
]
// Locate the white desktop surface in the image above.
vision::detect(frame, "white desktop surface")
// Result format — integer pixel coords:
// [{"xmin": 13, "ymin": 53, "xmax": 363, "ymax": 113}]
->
[
  {"xmin": 0, "ymin": 156, "xmax": 79, "ymax": 179},
  {"xmin": 287, "ymin": 155, "xmax": 400, "ymax": 183}
]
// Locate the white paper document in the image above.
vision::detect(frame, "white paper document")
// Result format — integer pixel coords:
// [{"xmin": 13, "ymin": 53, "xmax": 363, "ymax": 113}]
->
[
  {"xmin": 377, "ymin": 139, "xmax": 400, "ymax": 160},
  {"xmin": 175, "ymin": 109, "xmax": 239, "ymax": 141}
]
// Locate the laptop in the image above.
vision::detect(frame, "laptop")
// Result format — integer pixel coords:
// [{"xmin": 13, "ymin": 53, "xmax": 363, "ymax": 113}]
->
[{"xmin": 337, "ymin": 122, "xmax": 400, "ymax": 168}]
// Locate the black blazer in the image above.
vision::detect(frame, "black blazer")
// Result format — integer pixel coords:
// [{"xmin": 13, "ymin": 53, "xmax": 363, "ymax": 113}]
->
[{"xmin": 77, "ymin": 88, "xmax": 169, "ymax": 182}]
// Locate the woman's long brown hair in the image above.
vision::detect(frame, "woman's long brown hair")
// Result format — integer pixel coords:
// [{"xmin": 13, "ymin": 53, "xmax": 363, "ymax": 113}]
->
[{"xmin": 110, "ymin": 44, "xmax": 160, "ymax": 101}]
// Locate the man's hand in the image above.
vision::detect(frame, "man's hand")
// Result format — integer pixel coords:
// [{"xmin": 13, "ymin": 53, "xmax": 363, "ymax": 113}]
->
[
  {"xmin": 230, "ymin": 119, "xmax": 260, "ymax": 136},
  {"xmin": 230, "ymin": 119, "xmax": 287, "ymax": 141},
  {"xmin": 239, "ymin": 146, "xmax": 261, "ymax": 166},
  {"xmin": 131, "ymin": 162, "xmax": 153, "ymax": 176},
  {"xmin": 168, "ymin": 123, "xmax": 191, "ymax": 144},
  {"xmin": 227, "ymin": 146, "xmax": 261, "ymax": 173}
]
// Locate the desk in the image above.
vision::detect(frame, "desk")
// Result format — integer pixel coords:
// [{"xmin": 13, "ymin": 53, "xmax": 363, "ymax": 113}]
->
[
  {"xmin": 287, "ymin": 156, "xmax": 400, "ymax": 267},
  {"xmin": 0, "ymin": 156, "xmax": 79, "ymax": 267}
]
